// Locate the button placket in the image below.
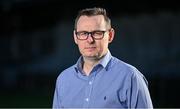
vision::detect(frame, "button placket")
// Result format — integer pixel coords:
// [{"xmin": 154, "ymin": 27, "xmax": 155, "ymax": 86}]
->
[
  {"xmin": 89, "ymin": 81, "xmax": 92, "ymax": 85},
  {"xmin": 83, "ymin": 74, "xmax": 95, "ymax": 107}
]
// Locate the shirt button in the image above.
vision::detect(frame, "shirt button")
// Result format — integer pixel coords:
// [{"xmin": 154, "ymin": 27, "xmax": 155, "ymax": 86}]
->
[
  {"xmin": 89, "ymin": 81, "xmax": 92, "ymax": 85},
  {"xmin": 85, "ymin": 98, "xmax": 89, "ymax": 102}
]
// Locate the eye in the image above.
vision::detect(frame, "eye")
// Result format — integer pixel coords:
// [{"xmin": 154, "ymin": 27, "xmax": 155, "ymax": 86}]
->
[
  {"xmin": 77, "ymin": 32, "xmax": 86, "ymax": 36},
  {"xmin": 79, "ymin": 32, "xmax": 85, "ymax": 35},
  {"xmin": 94, "ymin": 31, "xmax": 103, "ymax": 35}
]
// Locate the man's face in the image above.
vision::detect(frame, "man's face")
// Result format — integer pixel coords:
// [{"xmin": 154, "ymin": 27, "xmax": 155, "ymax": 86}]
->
[{"xmin": 74, "ymin": 15, "xmax": 114, "ymax": 59}]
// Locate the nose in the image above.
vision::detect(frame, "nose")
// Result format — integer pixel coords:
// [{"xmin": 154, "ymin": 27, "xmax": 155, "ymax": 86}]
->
[{"xmin": 87, "ymin": 33, "xmax": 95, "ymax": 43}]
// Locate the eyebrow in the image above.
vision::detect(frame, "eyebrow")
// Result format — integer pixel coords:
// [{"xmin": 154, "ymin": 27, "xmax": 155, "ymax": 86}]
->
[{"xmin": 76, "ymin": 30, "xmax": 107, "ymax": 32}]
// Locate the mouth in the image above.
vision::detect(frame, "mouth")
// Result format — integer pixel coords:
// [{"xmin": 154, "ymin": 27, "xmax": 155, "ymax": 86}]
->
[
  {"xmin": 85, "ymin": 47, "xmax": 96, "ymax": 50},
  {"xmin": 85, "ymin": 46, "xmax": 96, "ymax": 48}
]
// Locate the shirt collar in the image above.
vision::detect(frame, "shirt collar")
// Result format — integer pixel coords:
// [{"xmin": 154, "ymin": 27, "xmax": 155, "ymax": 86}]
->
[
  {"xmin": 74, "ymin": 50, "xmax": 112, "ymax": 73},
  {"xmin": 99, "ymin": 50, "xmax": 112, "ymax": 70}
]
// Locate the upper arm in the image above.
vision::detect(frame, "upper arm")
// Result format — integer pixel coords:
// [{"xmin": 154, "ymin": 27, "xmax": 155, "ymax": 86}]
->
[{"xmin": 126, "ymin": 70, "xmax": 153, "ymax": 108}]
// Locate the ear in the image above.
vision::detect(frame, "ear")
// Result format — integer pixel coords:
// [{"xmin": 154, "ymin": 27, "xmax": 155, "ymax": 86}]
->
[
  {"xmin": 73, "ymin": 30, "xmax": 78, "ymax": 44},
  {"xmin": 108, "ymin": 28, "xmax": 115, "ymax": 43}
]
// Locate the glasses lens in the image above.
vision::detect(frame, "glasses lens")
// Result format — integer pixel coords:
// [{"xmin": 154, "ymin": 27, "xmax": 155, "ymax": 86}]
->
[
  {"xmin": 92, "ymin": 31, "xmax": 104, "ymax": 39},
  {"xmin": 76, "ymin": 32, "xmax": 88, "ymax": 40},
  {"xmin": 76, "ymin": 30, "xmax": 106, "ymax": 40}
]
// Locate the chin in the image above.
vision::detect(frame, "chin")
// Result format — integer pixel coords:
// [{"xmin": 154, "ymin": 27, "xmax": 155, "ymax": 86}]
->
[
  {"xmin": 84, "ymin": 54, "xmax": 101, "ymax": 59},
  {"xmin": 84, "ymin": 56, "xmax": 98, "ymax": 60},
  {"xmin": 84, "ymin": 53, "xmax": 97, "ymax": 57}
]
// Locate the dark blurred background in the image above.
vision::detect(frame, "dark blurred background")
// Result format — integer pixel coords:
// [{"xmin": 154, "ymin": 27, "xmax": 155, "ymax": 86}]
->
[{"xmin": 0, "ymin": 0, "xmax": 180, "ymax": 108}]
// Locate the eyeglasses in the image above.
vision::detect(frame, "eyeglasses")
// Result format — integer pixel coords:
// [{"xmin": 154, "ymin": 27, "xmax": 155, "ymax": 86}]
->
[{"xmin": 75, "ymin": 30, "xmax": 109, "ymax": 40}]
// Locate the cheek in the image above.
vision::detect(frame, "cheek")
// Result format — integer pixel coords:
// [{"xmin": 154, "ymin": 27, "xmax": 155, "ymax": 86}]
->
[
  {"xmin": 101, "ymin": 38, "xmax": 109, "ymax": 47},
  {"xmin": 98, "ymin": 40, "xmax": 108, "ymax": 50},
  {"xmin": 77, "ymin": 43, "xmax": 85, "ymax": 52}
]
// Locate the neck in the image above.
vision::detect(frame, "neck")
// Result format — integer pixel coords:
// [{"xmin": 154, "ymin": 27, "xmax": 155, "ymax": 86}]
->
[
  {"xmin": 82, "ymin": 57, "xmax": 101, "ymax": 76},
  {"xmin": 82, "ymin": 50, "xmax": 109, "ymax": 76}
]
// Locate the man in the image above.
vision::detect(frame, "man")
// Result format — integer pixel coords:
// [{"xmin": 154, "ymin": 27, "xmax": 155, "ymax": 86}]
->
[{"xmin": 53, "ymin": 7, "xmax": 153, "ymax": 108}]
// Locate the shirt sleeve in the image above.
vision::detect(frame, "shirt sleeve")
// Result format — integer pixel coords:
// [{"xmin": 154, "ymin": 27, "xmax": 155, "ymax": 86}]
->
[
  {"xmin": 126, "ymin": 70, "xmax": 153, "ymax": 108},
  {"xmin": 52, "ymin": 79, "xmax": 61, "ymax": 109}
]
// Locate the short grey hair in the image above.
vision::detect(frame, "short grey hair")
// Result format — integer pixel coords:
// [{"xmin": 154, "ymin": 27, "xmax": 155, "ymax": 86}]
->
[{"xmin": 74, "ymin": 7, "xmax": 111, "ymax": 30}]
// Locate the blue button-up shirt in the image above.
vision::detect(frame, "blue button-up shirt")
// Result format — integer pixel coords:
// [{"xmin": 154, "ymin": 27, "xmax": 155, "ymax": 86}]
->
[{"xmin": 53, "ymin": 51, "xmax": 153, "ymax": 108}]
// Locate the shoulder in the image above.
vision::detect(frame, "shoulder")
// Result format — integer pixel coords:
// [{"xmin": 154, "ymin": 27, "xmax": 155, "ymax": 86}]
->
[
  {"xmin": 111, "ymin": 57, "xmax": 138, "ymax": 74},
  {"xmin": 111, "ymin": 56, "xmax": 146, "ymax": 81},
  {"xmin": 112, "ymin": 56, "xmax": 149, "ymax": 87},
  {"xmin": 56, "ymin": 64, "xmax": 76, "ymax": 83}
]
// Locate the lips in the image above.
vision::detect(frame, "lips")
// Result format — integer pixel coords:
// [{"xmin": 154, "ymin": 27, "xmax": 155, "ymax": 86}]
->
[
  {"xmin": 85, "ymin": 46, "xmax": 96, "ymax": 51},
  {"xmin": 85, "ymin": 47, "xmax": 96, "ymax": 49}
]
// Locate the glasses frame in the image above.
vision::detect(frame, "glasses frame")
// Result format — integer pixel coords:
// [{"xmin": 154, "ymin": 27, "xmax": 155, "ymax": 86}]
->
[{"xmin": 75, "ymin": 29, "xmax": 110, "ymax": 40}]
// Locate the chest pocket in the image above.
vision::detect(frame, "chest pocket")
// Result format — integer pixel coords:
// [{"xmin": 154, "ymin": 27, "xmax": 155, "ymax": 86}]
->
[{"xmin": 91, "ymin": 89, "xmax": 127, "ymax": 108}]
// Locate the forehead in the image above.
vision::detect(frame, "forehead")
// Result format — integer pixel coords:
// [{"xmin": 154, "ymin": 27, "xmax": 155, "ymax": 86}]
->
[{"xmin": 76, "ymin": 15, "xmax": 106, "ymax": 31}]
